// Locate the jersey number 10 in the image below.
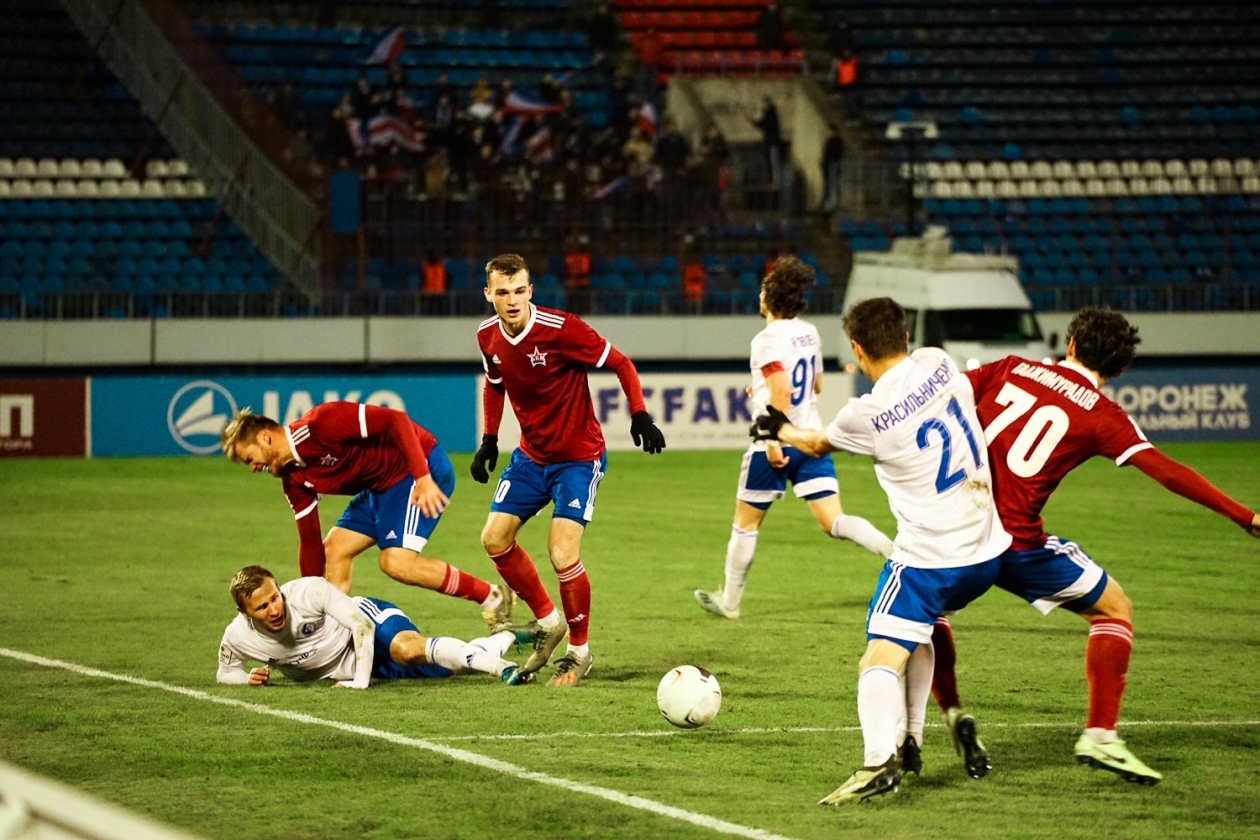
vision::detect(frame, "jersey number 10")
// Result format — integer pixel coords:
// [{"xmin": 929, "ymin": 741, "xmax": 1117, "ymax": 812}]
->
[
  {"xmin": 982, "ymin": 382, "xmax": 1071, "ymax": 478},
  {"xmin": 917, "ymin": 396, "xmax": 984, "ymax": 493}
]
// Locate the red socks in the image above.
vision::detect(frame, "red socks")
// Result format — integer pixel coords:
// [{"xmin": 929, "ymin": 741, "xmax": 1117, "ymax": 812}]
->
[
  {"xmin": 488, "ymin": 542, "xmax": 555, "ymax": 619},
  {"xmin": 930, "ymin": 617, "xmax": 962, "ymax": 712},
  {"xmin": 557, "ymin": 560, "xmax": 591, "ymax": 646},
  {"xmin": 1086, "ymin": 618, "xmax": 1133, "ymax": 731},
  {"xmin": 438, "ymin": 564, "xmax": 492, "ymax": 605}
]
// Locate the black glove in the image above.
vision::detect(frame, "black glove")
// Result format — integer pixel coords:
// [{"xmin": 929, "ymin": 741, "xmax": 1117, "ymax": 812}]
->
[
  {"xmin": 630, "ymin": 411, "xmax": 666, "ymax": 454},
  {"xmin": 469, "ymin": 434, "xmax": 499, "ymax": 483},
  {"xmin": 749, "ymin": 405, "xmax": 789, "ymax": 442}
]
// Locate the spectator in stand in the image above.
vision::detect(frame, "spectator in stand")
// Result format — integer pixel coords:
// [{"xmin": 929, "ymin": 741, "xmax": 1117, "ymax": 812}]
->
[
  {"xmin": 588, "ymin": 3, "xmax": 619, "ymax": 66},
  {"xmin": 755, "ymin": 2, "xmax": 786, "ymax": 53},
  {"xmin": 654, "ymin": 119, "xmax": 690, "ymax": 177},
  {"xmin": 697, "ymin": 123, "xmax": 730, "ymax": 215},
  {"xmin": 469, "ymin": 77, "xmax": 494, "ymax": 120},
  {"xmin": 622, "ymin": 127, "xmax": 653, "ymax": 171},
  {"xmin": 434, "ymin": 72, "xmax": 455, "ymax": 106},
  {"xmin": 833, "ymin": 48, "xmax": 858, "ymax": 90},
  {"xmin": 633, "ymin": 28, "xmax": 664, "ymax": 97},
  {"xmin": 564, "ymin": 237, "xmax": 592, "ymax": 314},
  {"xmin": 351, "ymin": 75, "xmax": 379, "ymax": 123},
  {"xmin": 822, "ymin": 126, "xmax": 845, "ymax": 212},
  {"xmin": 683, "ymin": 262, "xmax": 706, "ymax": 311},
  {"xmin": 421, "ymin": 250, "xmax": 448, "ymax": 314},
  {"xmin": 496, "ymin": 78, "xmax": 515, "ymax": 111},
  {"xmin": 750, "ymin": 97, "xmax": 784, "ymax": 189},
  {"xmin": 425, "ymin": 150, "xmax": 450, "ymax": 198},
  {"xmin": 539, "ymin": 74, "xmax": 562, "ymax": 106},
  {"xmin": 326, "ymin": 100, "xmax": 358, "ymax": 165}
]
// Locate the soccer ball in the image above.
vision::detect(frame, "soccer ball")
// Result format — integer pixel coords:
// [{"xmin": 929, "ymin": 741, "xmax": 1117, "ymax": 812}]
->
[{"xmin": 656, "ymin": 665, "xmax": 722, "ymax": 729}]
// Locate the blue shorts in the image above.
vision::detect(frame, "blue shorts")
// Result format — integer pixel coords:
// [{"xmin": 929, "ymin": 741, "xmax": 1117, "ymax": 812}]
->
[
  {"xmin": 866, "ymin": 558, "xmax": 1002, "ymax": 651},
  {"xmin": 335, "ymin": 445, "xmax": 456, "ymax": 553},
  {"xmin": 996, "ymin": 536, "xmax": 1109, "ymax": 615},
  {"xmin": 489, "ymin": 448, "xmax": 607, "ymax": 525},
  {"xmin": 737, "ymin": 444, "xmax": 838, "ymax": 508},
  {"xmin": 358, "ymin": 598, "xmax": 452, "ymax": 680}
]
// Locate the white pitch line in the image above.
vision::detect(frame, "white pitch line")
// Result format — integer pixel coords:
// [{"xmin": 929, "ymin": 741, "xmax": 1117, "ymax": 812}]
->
[
  {"xmin": 434, "ymin": 719, "xmax": 1260, "ymax": 743},
  {"xmin": 0, "ymin": 648, "xmax": 796, "ymax": 840}
]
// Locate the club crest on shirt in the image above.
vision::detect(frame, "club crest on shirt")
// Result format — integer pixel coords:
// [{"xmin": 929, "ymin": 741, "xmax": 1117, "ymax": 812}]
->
[
  {"xmin": 528, "ymin": 346, "xmax": 547, "ymax": 367},
  {"xmin": 319, "ymin": 453, "xmax": 338, "ymax": 466},
  {"xmin": 299, "ymin": 622, "xmax": 317, "ymax": 637}
]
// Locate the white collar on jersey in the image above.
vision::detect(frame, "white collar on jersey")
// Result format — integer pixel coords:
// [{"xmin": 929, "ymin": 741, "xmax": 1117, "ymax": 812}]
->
[
  {"xmin": 498, "ymin": 302, "xmax": 537, "ymax": 346},
  {"xmin": 1057, "ymin": 358, "xmax": 1100, "ymax": 389},
  {"xmin": 284, "ymin": 426, "xmax": 306, "ymax": 467}
]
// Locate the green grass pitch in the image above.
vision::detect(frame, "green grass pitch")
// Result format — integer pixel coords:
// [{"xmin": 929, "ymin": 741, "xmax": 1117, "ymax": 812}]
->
[{"xmin": 1, "ymin": 444, "xmax": 1258, "ymax": 840}]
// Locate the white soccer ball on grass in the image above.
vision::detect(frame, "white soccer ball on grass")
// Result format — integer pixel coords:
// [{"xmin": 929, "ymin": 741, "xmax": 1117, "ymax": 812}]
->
[{"xmin": 657, "ymin": 665, "xmax": 722, "ymax": 728}]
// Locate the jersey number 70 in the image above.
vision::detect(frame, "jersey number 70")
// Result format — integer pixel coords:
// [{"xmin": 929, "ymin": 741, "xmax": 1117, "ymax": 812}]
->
[{"xmin": 982, "ymin": 382, "xmax": 1071, "ymax": 478}]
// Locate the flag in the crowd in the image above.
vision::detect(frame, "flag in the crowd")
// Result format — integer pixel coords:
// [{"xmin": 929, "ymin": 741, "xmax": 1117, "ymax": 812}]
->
[
  {"xmin": 395, "ymin": 90, "xmax": 418, "ymax": 124},
  {"xmin": 525, "ymin": 126, "xmax": 553, "ymax": 165},
  {"xmin": 365, "ymin": 25, "xmax": 406, "ymax": 65},
  {"xmin": 367, "ymin": 114, "xmax": 423, "ymax": 151},
  {"xmin": 636, "ymin": 101, "xmax": 659, "ymax": 140},
  {"xmin": 344, "ymin": 118, "xmax": 366, "ymax": 153},
  {"xmin": 501, "ymin": 90, "xmax": 564, "ymax": 116},
  {"xmin": 593, "ymin": 164, "xmax": 654, "ymax": 199},
  {"xmin": 498, "ymin": 115, "xmax": 527, "ymax": 157}
]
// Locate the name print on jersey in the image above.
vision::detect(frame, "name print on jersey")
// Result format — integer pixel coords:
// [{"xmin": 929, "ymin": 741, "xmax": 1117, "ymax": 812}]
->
[{"xmin": 871, "ymin": 359, "xmax": 955, "ymax": 433}]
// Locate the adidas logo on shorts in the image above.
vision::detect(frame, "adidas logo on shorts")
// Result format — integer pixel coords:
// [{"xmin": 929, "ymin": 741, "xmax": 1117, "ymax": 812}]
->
[
  {"xmin": 568, "ymin": 499, "xmax": 581, "ymax": 509},
  {"xmin": 386, "ymin": 530, "xmax": 397, "ymax": 538}
]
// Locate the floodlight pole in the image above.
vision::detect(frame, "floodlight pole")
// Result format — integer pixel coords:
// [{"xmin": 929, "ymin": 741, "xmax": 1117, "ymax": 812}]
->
[{"xmin": 885, "ymin": 120, "xmax": 938, "ymax": 238}]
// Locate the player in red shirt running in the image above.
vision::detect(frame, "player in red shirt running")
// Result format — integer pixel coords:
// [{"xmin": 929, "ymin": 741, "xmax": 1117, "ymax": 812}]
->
[
  {"xmin": 472, "ymin": 254, "xmax": 666, "ymax": 687},
  {"xmin": 220, "ymin": 403, "xmax": 515, "ymax": 631},
  {"xmin": 916, "ymin": 308, "xmax": 1259, "ymax": 785}
]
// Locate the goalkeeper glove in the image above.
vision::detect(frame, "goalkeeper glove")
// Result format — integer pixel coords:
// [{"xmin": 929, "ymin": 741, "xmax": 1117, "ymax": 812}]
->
[
  {"xmin": 630, "ymin": 411, "xmax": 666, "ymax": 454},
  {"xmin": 469, "ymin": 434, "xmax": 499, "ymax": 483},
  {"xmin": 749, "ymin": 406, "xmax": 789, "ymax": 442}
]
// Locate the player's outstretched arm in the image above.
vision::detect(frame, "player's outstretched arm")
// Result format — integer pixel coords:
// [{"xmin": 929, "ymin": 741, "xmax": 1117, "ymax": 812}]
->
[
  {"xmin": 217, "ymin": 641, "xmax": 268, "ymax": 686},
  {"xmin": 605, "ymin": 347, "xmax": 665, "ymax": 453},
  {"xmin": 1127, "ymin": 448, "xmax": 1258, "ymax": 536},
  {"xmin": 471, "ymin": 379, "xmax": 504, "ymax": 483},
  {"xmin": 750, "ymin": 407, "xmax": 833, "ymax": 457},
  {"xmin": 320, "ymin": 581, "xmax": 375, "ymax": 689}
]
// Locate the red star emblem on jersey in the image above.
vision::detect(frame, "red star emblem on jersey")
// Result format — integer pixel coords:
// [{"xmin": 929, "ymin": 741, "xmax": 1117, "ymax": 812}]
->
[
  {"xmin": 319, "ymin": 453, "xmax": 338, "ymax": 466},
  {"xmin": 528, "ymin": 346, "xmax": 547, "ymax": 367}
]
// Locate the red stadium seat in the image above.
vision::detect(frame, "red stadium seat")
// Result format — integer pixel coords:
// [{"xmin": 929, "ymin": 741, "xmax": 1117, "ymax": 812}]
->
[{"xmin": 620, "ymin": 11, "xmax": 643, "ymax": 28}]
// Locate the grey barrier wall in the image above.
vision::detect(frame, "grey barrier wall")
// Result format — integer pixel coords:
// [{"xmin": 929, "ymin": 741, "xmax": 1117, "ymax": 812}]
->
[{"xmin": 4, "ymin": 313, "xmax": 1260, "ymax": 367}]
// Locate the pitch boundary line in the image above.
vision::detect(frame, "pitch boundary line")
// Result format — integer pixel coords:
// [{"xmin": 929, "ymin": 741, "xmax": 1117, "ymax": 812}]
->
[
  {"xmin": 0, "ymin": 648, "xmax": 796, "ymax": 840},
  {"xmin": 431, "ymin": 719, "xmax": 1260, "ymax": 743}
]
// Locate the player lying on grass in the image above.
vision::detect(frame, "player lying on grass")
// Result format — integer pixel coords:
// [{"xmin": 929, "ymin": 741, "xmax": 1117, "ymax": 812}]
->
[
  {"xmin": 923, "ymin": 307, "xmax": 1260, "ymax": 785},
  {"xmin": 220, "ymin": 405, "xmax": 514, "ymax": 632},
  {"xmin": 471, "ymin": 254, "xmax": 666, "ymax": 687},
  {"xmin": 696, "ymin": 256, "xmax": 893, "ymax": 620},
  {"xmin": 217, "ymin": 565, "xmax": 536, "ymax": 688},
  {"xmin": 752, "ymin": 297, "xmax": 1011, "ymax": 805}
]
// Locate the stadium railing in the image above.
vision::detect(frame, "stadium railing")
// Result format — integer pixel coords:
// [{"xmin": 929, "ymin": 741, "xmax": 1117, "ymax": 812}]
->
[{"xmin": 58, "ymin": 0, "xmax": 322, "ymax": 303}]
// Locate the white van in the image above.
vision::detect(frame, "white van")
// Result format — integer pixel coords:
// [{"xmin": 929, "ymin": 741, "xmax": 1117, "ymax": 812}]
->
[{"xmin": 838, "ymin": 227, "xmax": 1053, "ymax": 371}]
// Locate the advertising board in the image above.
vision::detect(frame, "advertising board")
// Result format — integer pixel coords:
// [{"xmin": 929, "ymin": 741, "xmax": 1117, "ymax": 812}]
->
[{"xmin": 0, "ymin": 378, "xmax": 89, "ymax": 458}]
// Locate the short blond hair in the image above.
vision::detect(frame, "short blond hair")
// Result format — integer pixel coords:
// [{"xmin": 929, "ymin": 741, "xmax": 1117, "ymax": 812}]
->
[
  {"xmin": 220, "ymin": 408, "xmax": 281, "ymax": 461},
  {"xmin": 230, "ymin": 565, "xmax": 275, "ymax": 610}
]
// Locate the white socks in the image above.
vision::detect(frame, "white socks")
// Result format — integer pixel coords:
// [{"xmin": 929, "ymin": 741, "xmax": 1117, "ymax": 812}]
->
[
  {"xmin": 568, "ymin": 643, "xmax": 590, "ymax": 659},
  {"xmin": 830, "ymin": 514, "xmax": 895, "ymax": 558},
  {"xmin": 857, "ymin": 665, "xmax": 904, "ymax": 766},
  {"xmin": 1084, "ymin": 727, "xmax": 1117, "ymax": 744},
  {"xmin": 901, "ymin": 642, "xmax": 935, "ymax": 747},
  {"xmin": 427, "ymin": 636, "xmax": 503, "ymax": 677},
  {"xmin": 722, "ymin": 526, "xmax": 759, "ymax": 611},
  {"xmin": 537, "ymin": 608, "xmax": 563, "ymax": 631}
]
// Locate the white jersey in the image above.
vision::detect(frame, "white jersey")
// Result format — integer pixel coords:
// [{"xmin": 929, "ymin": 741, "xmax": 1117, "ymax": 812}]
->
[
  {"xmin": 825, "ymin": 347, "xmax": 1011, "ymax": 569},
  {"xmin": 217, "ymin": 577, "xmax": 363, "ymax": 683},
  {"xmin": 749, "ymin": 317, "xmax": 824, "ymax": 438}
]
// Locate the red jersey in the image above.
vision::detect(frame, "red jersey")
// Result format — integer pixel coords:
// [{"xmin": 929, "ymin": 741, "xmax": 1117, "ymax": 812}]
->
[
  {"xmin": 478, "ymin": 304, "xmax": 612, "ymax": 464},
  {"xmin": 280, "ymin": 402, "xmax": 437, "ymax": 568},
  {"xmin": 966, "ymin": 356, "xmax": 1153, "ymax": 551}
]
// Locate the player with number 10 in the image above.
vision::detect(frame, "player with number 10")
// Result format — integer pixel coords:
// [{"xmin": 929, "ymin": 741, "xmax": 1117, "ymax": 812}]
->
[{"xmin": 471, "ymin": 254, "xmax": 666, "ymax": 687}]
